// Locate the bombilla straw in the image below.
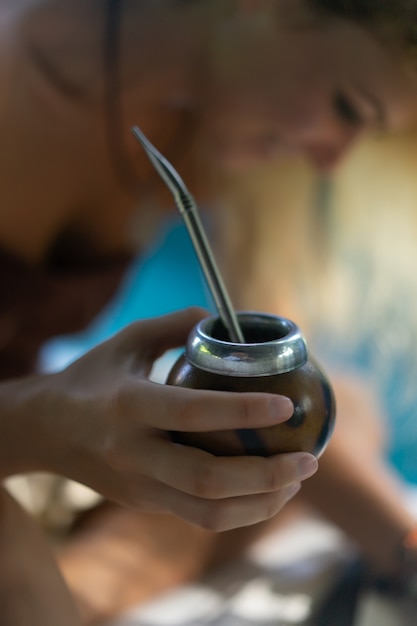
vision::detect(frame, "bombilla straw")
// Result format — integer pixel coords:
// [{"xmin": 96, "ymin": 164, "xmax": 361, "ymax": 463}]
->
[{"xmin": 131, "ymin": 125, "xmax": 245, "ymax": 343}]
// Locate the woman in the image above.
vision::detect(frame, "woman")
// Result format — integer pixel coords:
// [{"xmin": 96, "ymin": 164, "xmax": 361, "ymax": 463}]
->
[{"xmin": 1, "ymin": 1, "xmax": 417, "ymax": 624}]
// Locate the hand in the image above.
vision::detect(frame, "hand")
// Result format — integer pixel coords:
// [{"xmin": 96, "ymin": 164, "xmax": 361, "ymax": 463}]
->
[{"xmin": 37, "ymin": 308, "xmax": 318, "ymax": 531}]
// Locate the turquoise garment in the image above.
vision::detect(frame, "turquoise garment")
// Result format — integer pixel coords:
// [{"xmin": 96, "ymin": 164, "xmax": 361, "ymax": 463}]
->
[{"xmin": 40, "ymin": 217, "xmax": 215, "ymax": 371}]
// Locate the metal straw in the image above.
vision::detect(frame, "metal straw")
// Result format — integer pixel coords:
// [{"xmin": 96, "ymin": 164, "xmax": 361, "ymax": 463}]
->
[{"xmin": 131, "ymin": 125, "xmax": 245, "ymax": 343}]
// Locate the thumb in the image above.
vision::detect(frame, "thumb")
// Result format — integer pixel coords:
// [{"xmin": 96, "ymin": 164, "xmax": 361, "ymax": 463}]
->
[{"xmin": 125, "ymin": 307, "xmax": 210, "ymax": 367}]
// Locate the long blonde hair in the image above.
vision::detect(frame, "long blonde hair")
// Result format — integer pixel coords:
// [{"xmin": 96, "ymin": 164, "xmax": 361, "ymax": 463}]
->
[
  {"xmin": 212, "ymin": 158, "xmax": 320, "ymax": 328},
  {"xmin": 213, "ymin": 127, "xmax": 417, "ymax": 387}
]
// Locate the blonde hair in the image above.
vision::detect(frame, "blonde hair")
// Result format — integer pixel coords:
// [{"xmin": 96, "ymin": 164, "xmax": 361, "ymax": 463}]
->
[
  {"xmin": 318, "ymin": 130, "xmax": 417, "ymax": 385},
  {"xmin": 213, "ymin": 158, "xmax": 320, "ymax": 328},
  {"xmin": 214, "ymin": 128, "xmax": 417, "ymax": 394}
]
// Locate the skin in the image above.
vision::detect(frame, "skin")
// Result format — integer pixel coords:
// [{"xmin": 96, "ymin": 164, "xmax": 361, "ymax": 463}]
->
[
  {"xmin": 190, "ymin": 1, "xmax": 417, "ymax": 171},
  {"xmin": 1, "ymin": 0, "xmax": 417, "ymax": 624},
  {"xmin": 2, "ymin": 0, "xmax": 417, "ymax": 263},
  {"xmin": 0, "ymin": 307, "xmax": 307, "ymax": 530}
]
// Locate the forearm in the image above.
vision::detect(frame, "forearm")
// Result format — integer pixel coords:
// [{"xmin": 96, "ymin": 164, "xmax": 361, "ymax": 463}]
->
[
  {"xmin": 301, "ymin": 439, "xmax": 414, "ymax": 572},
  {"xmin": 0, "ymin": 373, "xmax": 58, "ymax": 480},
  {"xmin": 299, "ymin": 376, "xmax": 414, "ymax": 574}
]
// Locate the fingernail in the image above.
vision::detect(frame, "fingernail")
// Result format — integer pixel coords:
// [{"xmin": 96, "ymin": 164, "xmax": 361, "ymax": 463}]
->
[
  {"xmin": 286, "ymin": 482, "xmax": 301, "ymax": 500},
  {"xmin": 297, "ymin": 454, "xmax": 318, "ymax": 480},
  {"xmin": 269, "ymin": 396, "xmax": 294, "ymax": 420}
]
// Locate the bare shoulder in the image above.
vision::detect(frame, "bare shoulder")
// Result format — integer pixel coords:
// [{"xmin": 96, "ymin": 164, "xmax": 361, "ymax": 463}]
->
[{"xmin": 0, "ymin": 1, "xmax": 113, "ymax": 263}]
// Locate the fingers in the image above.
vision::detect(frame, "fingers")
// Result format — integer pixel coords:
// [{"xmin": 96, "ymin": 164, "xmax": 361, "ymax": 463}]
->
[
  {"xmin": 149, "ymin": 480, "xmax": 303, "ymax": 532},
  {"xmin": 134, "ymin": 379, "xmax": 294, "ymax": 431},
  {"xmin": 141, "ymin": 440, "xmax": 318, "ymax": 499},
  {"xmin": 117, "ymin": 309, "xmax": 294, "ymax": 432},
  {"xmin": 147, "ymin": 448, "xmax": 318, "ymax": 530}
]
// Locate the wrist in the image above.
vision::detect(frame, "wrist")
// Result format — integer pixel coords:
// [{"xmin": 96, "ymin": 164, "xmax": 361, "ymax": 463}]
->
[{"xmin": 0, "ymin": 373, "xmax": 61, "ymax": 479}]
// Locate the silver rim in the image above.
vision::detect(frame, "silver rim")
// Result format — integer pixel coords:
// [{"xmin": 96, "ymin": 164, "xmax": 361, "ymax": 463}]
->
[{"xmin": 186, "ymin": 312, "xmax": 308, "ymax": 377}]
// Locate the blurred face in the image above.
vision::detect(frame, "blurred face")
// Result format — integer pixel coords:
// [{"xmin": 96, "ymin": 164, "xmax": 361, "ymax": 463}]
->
[{"xmin": 201, "ymin": 6, "xmax": 417, "ymax": 172}]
